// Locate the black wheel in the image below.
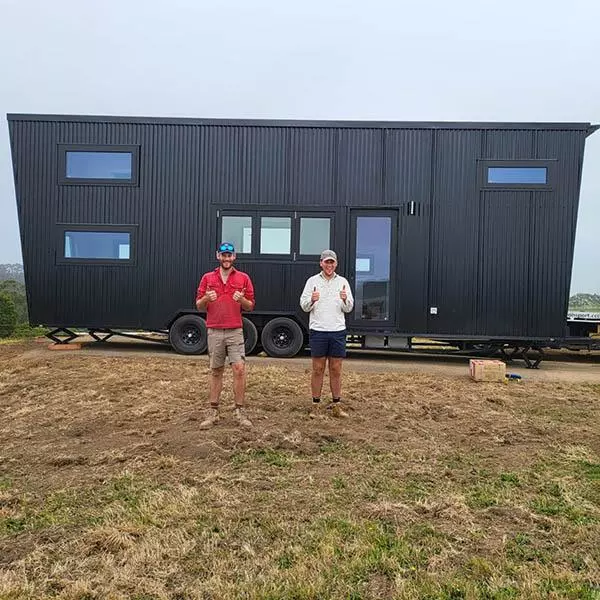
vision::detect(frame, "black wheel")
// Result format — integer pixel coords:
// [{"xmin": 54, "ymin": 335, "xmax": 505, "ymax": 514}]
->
[
  {"xmin": 260, "ymin": 317, "xmax": 305, "ymax": 358},
  {"xmin": 242, "ymin": 317, "xmax": 258, "ymax": 355},
  {"xmin": 169, "ymin": 314, "xmax": 208, "ymax": 355}
]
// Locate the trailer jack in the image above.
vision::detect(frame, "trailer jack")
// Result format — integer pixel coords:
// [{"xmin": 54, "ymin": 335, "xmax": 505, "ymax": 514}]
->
[
  {"xmin": 499, "ymin": 345, "xmax": 544, "ymax": 369},
  {"xmin": 46, "ymin": 328, "xmax": 78, "ymax": 344}
]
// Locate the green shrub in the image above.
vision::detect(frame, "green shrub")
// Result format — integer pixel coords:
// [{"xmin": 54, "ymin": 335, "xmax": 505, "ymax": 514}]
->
[{"xmin": 0, "ymin": 293, "xmax": 17, "ymax": 338}]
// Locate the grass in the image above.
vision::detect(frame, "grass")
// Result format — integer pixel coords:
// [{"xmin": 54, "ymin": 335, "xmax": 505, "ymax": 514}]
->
[{"xmin": 1, "ymin": 348, "xmax": 600, "ymax": 598}]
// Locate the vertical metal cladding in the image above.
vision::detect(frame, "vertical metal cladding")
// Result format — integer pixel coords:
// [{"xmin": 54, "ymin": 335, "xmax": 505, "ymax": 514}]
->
[
  {"xmin": 7, "ymin": 115, "xmax": 594, "ymax": 339},
  {"xmin": 429, "ymin": 129, "xmax": 481, "ymax": 335}
]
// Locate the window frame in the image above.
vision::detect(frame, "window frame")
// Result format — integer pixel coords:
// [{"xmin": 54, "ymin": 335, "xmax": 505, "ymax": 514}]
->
[
  {"xmin": 58, "ymin": 144, "xmax": 140, "ymax": 186},
  {"xmin": 216, "ymin": 208, "xmax": 335, "ymax": 262},
  {"xmin": 478, "ymin": 159, "xmax": 555, "ymax": 190},
  {"xmin": 258, "ymin": 212, "xmax": 294, "ymax": 258},
  {"xmin": 296, "ymin": 211, "xmax": 335, "ymax": 259},
  {"xmin": 56, "ymin": 224, "xmax": 137, "ymax": 266}
]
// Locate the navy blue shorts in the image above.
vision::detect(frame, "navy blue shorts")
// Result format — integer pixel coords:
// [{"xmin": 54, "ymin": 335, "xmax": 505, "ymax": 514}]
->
[{"xmin": 309, "ymin": 330, "xmax": 347, "ymax": 358}]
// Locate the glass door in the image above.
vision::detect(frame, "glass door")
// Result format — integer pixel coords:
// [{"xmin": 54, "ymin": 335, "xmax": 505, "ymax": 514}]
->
[{"xmin": 349, "ymin": 210, "xmax": 397, "ymax": 327}]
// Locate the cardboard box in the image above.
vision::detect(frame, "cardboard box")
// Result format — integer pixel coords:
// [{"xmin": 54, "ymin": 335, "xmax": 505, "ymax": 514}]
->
[{"xmin": 469, "ymin": 359, "xmax": 506, "ymax": 382}]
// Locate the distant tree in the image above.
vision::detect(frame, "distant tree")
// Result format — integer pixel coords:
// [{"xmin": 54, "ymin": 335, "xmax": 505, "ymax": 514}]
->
[
  {"xmin": 0, "ymin": 280, "xmax": 28, "ymax": 324},
  {"xmin": 0, "ymin": 292, "xmax": 17, "ymax": 338},
  {"xmin": 0, "ymin": 264, "xmax": 25, "ymax": 283}
]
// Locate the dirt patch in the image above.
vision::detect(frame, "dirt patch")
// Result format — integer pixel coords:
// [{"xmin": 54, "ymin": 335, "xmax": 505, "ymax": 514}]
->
[{"xmin": 1, "ymin": 341, "xmax": 599, "ymax": 491}]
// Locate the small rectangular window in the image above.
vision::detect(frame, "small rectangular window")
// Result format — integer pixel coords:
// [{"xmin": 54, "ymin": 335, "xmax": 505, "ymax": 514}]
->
[
  {"xmin": 59, "ymin": 144, "xmax": 139, "ymax": 185},
  {"xmin": 487, "ymin": 167, "xmax": 547, "ymax": 184},
  {"xmin": 222, "ymin": 216, "xmax": 252, "ymax": 254},
  {"xmin": 260, "ymin": 217, "xmax": 291, "ymax": 254},
  {"xmin": 57, "ymin": 225, "xmax": 136, "ymax": 265},
  {"xmin": 64, "ymin": 231, "xmax": 131, "ymax": 259},
  {"xmin": 66, "ymin": 152, "xmax": 132, "ymax": 180},
  {"xmin": 299, "ymin": 217, "xmax": 331, "ymax": 255},
  {"xmin": 479, "ymin": 160, "xmax": 553, "ymax": 190}
]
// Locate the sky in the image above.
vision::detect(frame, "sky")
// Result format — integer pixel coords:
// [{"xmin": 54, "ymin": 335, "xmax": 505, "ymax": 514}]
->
[{"xmin": 1, "ymin": 0, "xmax": 598, "ymax": 294}]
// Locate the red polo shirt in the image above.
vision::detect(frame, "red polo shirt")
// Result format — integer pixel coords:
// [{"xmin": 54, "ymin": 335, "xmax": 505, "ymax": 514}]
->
[{"xmin": 196, "ymin": 267, "xmax": 255, "ymax": 329}]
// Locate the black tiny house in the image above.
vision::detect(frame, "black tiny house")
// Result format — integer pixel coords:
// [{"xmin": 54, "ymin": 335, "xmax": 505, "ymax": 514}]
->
[{"xmin": 7, "ymin": 114, "xmax": 598, "ymax": 359}]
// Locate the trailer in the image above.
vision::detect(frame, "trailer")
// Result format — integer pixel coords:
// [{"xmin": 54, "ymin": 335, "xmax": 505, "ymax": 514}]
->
[{"xmin": 7, "ymin": 114, "xmax": 599, "ymax": 366}]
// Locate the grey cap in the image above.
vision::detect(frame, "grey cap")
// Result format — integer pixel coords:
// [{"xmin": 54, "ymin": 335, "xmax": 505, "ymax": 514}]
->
[{"xmin": 320, "ymin": 249, "xmax": 337, "ymax": 261}]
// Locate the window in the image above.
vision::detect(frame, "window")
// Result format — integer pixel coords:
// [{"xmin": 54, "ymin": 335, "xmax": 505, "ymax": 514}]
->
[
  {"xmin": 479, "ymin": 160, "xmax": 553, "ymax": 189},
  {"xmin": 260, "ymin": 217, "xmax": 291, "ymax": 254},
  {"xmin": 222, "ymin": 216, "xmax": 252, "ymax": 254},
  {"xmin": 217, "ymin": 210, "xmax": 334, "ymax": 260},
  {"xmin": 57, "ymin": 225, "xmax": 136, "ymax": 265},
  {"xmin": 299, "ymin": 217, "xmax": 331, "ymax": 255},
  {"xmin": 487, "ymin": 167, "xmax": 547, "ymax": 184},
  {"xmin": 59, "ymin": 145, "xmax": 139, "ymax": 185}
]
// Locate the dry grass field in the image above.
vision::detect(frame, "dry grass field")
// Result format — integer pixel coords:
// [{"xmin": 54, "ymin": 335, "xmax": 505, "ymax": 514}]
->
[{"xmin": 1, "ymin": 341, "xmax": 599, "ymax": 599}]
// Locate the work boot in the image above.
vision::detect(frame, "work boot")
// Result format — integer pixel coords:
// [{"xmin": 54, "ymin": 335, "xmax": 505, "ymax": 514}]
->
[
  {"xmin": 199, "ymin": 407, "xmax": 219, "ymax": 429},
  {"xmin": 235, "ymin": 407, "xmax": 253, "ymax": 428},
  {"xmin": 328, "ymin": 402, "xmax": 349, "ymax": 418},
  {"xmin": 309, "ymin": 402, "xmax": 324, "ymax": 419}
]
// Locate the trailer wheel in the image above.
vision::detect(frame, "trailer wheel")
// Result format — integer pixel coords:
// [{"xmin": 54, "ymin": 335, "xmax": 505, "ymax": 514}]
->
[
  {"xmin": 261, "ymin": 317, "xmax": 304, "ymax": 358},
  {"xmin": 169, "ymin": 314, "xmax": 208, "ymax": 355},
  {"xmin": 242, "ymin": 317, "xmax": 258, "ymax": 355}
]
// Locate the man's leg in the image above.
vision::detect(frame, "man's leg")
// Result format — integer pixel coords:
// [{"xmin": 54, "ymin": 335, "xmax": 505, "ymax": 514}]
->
[
  {"xmin": 232, "ymin": 361, "xmax": 246, "ymax": 407},
  {"xmin": 327, "ymin": 331, "xmax": 348, "ymax": 418},
  {"xmin": 311, "ymin": 357, "xmax": 327, "ymax": 399},
  {"xmin": 228, "ymin": 328, "xmax": 252, "ymax": 427},
  {"xmin": 200, "ymin": 329, "xmax": 226, "ymax": 429},
  {"xmin": 328, "ymin": 357, "xmax": 343, "ymax": 399},
  {"xmin": 209, "ymin": 366, "xmax": 225, "ymax": 406}
]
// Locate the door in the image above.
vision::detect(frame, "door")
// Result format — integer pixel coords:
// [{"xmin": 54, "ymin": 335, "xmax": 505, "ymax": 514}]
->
[{"xmin": 348, "ymin": 210, "xmax": 397, "ymax": 328}]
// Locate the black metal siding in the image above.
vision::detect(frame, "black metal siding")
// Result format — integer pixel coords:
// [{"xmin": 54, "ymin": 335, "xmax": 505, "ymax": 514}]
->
[{"xmin": 8, "ymin": 115, "xmax": 593, "ymax": 340}]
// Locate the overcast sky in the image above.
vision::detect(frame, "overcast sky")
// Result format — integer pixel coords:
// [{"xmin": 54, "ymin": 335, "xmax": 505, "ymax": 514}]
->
[{"xmin": 1, "ymin": 0, "xmax": 598, "ymax": 293}]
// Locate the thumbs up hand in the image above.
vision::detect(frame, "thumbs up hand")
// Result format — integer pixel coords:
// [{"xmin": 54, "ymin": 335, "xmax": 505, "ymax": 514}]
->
[
  {"xmin": 205, "ymin": 287, "xmax": 218, "ymax": 302},
  {"xmin": 233, "ymin": 287, "xmax": 246, "ymax": 303},
  {"xmin": 311, "ymin": 286, "xmax": 320, "ymax": 303},
  {"xmin": 339, "ymin": 284, "xmax": 347, "ymax": 303}
]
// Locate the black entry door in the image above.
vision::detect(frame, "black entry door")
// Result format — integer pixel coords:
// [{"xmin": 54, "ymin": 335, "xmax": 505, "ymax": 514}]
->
[{"xmin": 348, "ymin": 210, "xmax": 398, "ymax": 328}]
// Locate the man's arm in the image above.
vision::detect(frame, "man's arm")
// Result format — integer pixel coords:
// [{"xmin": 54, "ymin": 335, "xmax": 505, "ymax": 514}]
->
[
  {"xmin": 341, "ymin": 278, "xmax": 354, "ymax": 313},
  {"xmin": 239, "ymin": 275, "xmax": 255, "ymax": 312},
  {"xmin": 196, "ymin": 275, "xmax": 211, "ymax": 311},
  {"xmin": 300, "ymin": 278, "xmax": 315, "ymax": 312}
]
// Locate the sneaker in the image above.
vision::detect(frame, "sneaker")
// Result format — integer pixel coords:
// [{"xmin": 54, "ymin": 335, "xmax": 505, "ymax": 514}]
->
[
  {"xmin": 235, "ymin": 407, "xmax": 253, "ymax": 428},
  {"xmin": 328, "ymin": 402, "xmax": 349, "ymax": 418},
  {"xmin": 309, "ymin": 402, "xmax": 324, "ymax": 419},
  {"xmin": 199, "ymin": 407, "xmax": 219, "ymax": 429}
]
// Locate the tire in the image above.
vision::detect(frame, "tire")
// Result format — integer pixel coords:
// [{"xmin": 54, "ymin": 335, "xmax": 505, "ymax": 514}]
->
[
  {"xmin": 242, "ymin": 317, "xmax": 258, "ymax": 355},
  {"xmin": 169, "ymin": 314, "xmax": 208, "ymax": 355},
  {"xmin": 260, "ymin": 317, "xmax": 305, "ymax": 358}
]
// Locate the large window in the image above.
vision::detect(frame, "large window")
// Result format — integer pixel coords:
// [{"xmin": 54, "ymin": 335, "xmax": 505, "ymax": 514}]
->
[
  {"xmin": 59, "ymin": 145, "xmax": 139, "ymax": 185},
  {"xmin": 218, "ymin": 210, "xmax": 333, "ymax": 260},
  {"xmin": 480, "ymin": 160, "xmax": 553, "ymax": 189},
  {"xmin": 57, "ymin": 225, "xmax": 136, "ymax": 265}
]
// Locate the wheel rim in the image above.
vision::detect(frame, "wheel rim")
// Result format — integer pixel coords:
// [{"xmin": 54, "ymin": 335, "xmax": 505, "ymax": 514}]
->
[
  {"xmin": 181, "ymin": 325, "xmax": 202, "ymax": 346},
  {"xmin": 271, "ymin": 326, "xmax": 293, "ymax": 349}
]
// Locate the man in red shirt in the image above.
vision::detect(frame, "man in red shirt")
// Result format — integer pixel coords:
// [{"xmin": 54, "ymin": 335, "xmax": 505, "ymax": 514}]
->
[{"xmin": 196, "ymin": 242, "xmax": 255, "ymax": 428}]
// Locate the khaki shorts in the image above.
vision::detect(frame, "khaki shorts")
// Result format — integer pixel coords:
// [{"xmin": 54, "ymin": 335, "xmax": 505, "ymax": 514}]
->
[{"xmin": 207, "ymin": 328, "xmax": 245, "ymax": 369}]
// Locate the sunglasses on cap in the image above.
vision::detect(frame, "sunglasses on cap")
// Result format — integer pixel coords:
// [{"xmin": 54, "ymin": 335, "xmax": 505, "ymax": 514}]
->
[{"xmin": 218, "ymin": 243, "xmax": 235, "ymax": 253}]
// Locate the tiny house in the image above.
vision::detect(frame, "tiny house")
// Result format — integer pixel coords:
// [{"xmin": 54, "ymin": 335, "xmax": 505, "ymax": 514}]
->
[{"xmin": 8, "ymin": 114, "xmax": 598, "ymax": 358}]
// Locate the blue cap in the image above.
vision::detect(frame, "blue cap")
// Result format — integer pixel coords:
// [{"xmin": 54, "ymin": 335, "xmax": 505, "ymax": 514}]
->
[{"xmin": 218, "ymin": 242, "xmax": 235, "ymax": 253}]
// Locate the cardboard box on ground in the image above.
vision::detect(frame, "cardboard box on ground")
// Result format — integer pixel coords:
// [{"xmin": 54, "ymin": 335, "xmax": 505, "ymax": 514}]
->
[{"xmin": 469, "ymin": 359, "xmax": 506, "ymax": 382}]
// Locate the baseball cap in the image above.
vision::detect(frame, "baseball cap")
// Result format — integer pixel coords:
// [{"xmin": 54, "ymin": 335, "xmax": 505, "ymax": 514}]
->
[
  {"xmin": 218, "ymin": 242, "xmax": 235, "ymax": 253},
  {"xmin": 320, "ymin": 249, "xmax": 337, "ymax": 261}
]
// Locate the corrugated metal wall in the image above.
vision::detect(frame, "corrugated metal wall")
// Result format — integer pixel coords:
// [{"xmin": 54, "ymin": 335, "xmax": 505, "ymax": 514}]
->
[{"xmin": 8, "ymin": 116, "xmax": 591, "ymax": 339}]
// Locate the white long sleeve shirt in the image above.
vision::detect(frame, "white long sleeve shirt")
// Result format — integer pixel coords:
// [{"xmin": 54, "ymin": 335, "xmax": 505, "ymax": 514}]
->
[{"xmin": 299, "ymin": 272, "xmax": 354, "ymax": 332}]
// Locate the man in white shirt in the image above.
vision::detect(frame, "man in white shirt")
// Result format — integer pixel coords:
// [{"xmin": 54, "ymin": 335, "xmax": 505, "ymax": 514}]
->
[{"xmin": 299, "ymin": 249, "xmax": 354, "ymax": 418}]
